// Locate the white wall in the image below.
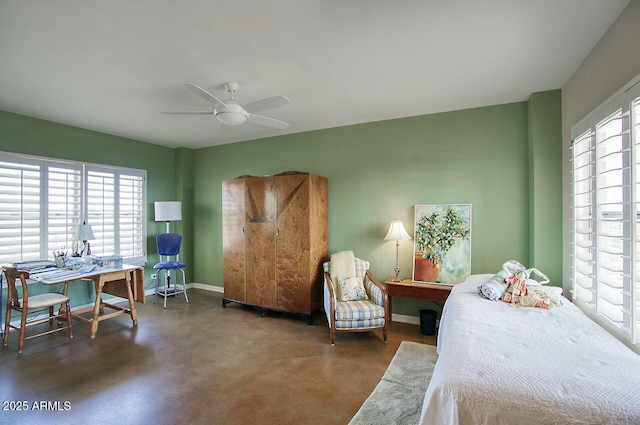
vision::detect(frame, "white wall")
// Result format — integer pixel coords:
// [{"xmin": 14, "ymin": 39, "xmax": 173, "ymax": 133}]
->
[{"xmin": 562, "ymin": 0, "xmax": 640, "ymax": 291}]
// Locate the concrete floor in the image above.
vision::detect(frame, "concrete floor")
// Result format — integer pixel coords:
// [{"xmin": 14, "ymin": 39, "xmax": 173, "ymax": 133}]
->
[{"xmin": 0, "ymin": 289, "xmax": 436, "ymax": 425}]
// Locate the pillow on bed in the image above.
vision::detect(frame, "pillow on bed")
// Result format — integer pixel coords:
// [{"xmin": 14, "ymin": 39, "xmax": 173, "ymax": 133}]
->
[
  {"xmin": 453, "ymin": 274, "xmax": 495, "ymax": 294},
  {"xmin": 337, "ymin": 276, "xmax": 369, "ymax": 301}
]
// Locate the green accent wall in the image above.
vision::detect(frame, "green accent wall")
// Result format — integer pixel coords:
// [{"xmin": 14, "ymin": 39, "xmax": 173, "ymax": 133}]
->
[
  {"xmin": 193, "ymin": 101, "xmax": 546, "ymax": 316},
  {"xmin": 1, "ymin": 91, "xmax": 563, "ymax": 320},
  {"xmin": 527, "ymin": 90, "xmax": 563, "ymax": 284}
]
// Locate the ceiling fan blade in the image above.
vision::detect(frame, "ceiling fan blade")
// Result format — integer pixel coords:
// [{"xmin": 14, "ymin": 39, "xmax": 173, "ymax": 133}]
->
[
  {"xmin": 247, "ymin": 114, "xmax": 290, "ymax": 129},
  {"xmin": 184, "ymin": 84, "xmax": 227, "ymax": 107},
  {"xmin": 161, "ymin": 111, "xmax": 214, "ymax": 115},
  {"xmin": 243, "ymin": 96, "xmax": 290, "ymax": 114}
]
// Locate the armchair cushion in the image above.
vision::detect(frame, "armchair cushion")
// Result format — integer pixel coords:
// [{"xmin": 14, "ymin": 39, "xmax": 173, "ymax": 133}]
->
[
  {"xmin": 338, "ymin": 276, "xmax": 369, "ymax": 301},
  {"xmin": 334, "ymin": 300, "xmax": 385, "ymax": 321},
  {"xmin": 335, "ymin": 317, "xmax": 385, "ymax": 330}
]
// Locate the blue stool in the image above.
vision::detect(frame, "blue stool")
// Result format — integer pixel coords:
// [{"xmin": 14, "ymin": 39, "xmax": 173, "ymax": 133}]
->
[{"xmin": 152, "ymin": 233, "xmax": 188, "ymax": 309}]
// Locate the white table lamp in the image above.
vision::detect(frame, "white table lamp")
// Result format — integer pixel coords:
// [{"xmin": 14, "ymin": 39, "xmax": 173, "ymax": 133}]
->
[
  {"xmin": 384, "ymin": 219, "xmax": 412, "ymax": 281},
  {"xmin": 155, "ymin": 201, "xmax": 182, "ymax": 233},
  {"xmin": 76, "ymin": 222, "xmax": 95, "ymax": 256}
]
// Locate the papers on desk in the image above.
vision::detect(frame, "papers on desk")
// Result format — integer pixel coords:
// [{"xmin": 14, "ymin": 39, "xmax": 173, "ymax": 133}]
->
[
  {"xmin": 30, "ymin": 265, "xmax": 119, "ymax": 284},
  {"xmin": 30, "ymin": 268, "xmax": 83, "ymax": 283},
  {"xmin": 12, "ymin": 260, "xmax": 56, "ymax": 272}
]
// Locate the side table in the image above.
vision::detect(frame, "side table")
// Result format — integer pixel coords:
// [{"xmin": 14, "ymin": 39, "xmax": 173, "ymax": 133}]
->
[{"xmin": 384, "ymin": 278, "xmax": 453, "ymax": 323}]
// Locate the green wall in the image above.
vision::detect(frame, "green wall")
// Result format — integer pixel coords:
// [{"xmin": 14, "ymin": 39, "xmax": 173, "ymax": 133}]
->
[
  {"xmin": 1, "ymin": 91, "xmax": 563, "ymax": 320},
  {"xmin": 527, "ymin": 90, "xmax": 563, "ymax": 283},
  {"xmin": 193, "ymin": 101, "xmax": 546, "ymax": 316}
]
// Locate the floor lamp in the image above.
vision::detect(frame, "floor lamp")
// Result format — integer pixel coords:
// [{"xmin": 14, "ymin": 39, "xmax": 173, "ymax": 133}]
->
[
  {"xmin": 153, "ymin": 201, "xmax": 184, "ymax": 302},
  {"xmin": 384, "ymin": 219, "xmax": 412, "ymax": 281},
  {"xmin": 154, "ymin": 201, "xmax": 182, "ymax": 233}
]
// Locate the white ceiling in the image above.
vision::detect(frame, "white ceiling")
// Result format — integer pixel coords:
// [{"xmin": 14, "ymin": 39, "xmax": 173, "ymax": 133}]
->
[{"xmin": 0, "ymin": 1, "xmax": 630, "ymax": 149}]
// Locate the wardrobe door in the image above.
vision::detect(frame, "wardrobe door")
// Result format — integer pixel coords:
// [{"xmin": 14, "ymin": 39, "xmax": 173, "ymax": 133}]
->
[
  {"xmin": 245, "ymin": 176, "xmax": 277, "ymax": 309},
  {"xmin": 276, "ymin": 174, "xmax": 310, "ymax": 313},
  {"xmin": 222, "ymin": 178, "xmax": 246, "ymax": 302}
]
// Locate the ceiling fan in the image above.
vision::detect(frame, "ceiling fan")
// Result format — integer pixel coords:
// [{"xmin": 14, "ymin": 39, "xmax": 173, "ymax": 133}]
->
[{"xmin": 162, "ymin": 82, "xmax": 290, "ymax": 129}]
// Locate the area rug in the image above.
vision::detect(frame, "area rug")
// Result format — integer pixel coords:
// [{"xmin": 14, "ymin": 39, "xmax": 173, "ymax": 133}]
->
[{"xmin": 348, "ymin": 341, "xmax": 438, "ymax": 425}]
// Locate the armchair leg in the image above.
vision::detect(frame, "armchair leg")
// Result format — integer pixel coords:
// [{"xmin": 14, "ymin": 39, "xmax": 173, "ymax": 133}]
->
[
  {"xmin": 383, "ymin": 329, "xmax": 388, "ymax": 343},
  {"xmin": 330, "ymin": 330, "xmax": 336, "ymax": 346}
]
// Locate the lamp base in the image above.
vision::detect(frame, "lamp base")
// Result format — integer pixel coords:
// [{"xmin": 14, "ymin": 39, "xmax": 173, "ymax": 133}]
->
[{"xmin": 393, "ymin": 266, "xmax": 402, "ymax": 282}]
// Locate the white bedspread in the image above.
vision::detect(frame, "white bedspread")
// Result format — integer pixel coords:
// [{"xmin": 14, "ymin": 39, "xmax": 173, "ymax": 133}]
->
[{"xmin": 419, "ymin": 275, "xmax": 640, "ymax": 425}]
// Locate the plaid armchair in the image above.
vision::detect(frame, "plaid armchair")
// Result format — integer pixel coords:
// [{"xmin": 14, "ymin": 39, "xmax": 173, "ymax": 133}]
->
[{"xmin": 323, "ymin": 257, "xmax": 389, "ymax": 345}]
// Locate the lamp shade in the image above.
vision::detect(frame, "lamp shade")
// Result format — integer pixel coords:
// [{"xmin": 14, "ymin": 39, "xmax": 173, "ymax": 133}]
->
[
  {"xmin": 154, "ymin": 201, "xmax": 182, "ymax": 222},
  {"xmin": 76, "ymin": 223, "xmax": 95, "ymax": 241},
  {"xmin": 384, "ymin": 219, "xmax": 411, "ymax": 241}
]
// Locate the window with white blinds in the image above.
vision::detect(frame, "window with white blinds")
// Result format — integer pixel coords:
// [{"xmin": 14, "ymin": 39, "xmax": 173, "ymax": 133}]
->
[
  {"xmin": 85, "ymin": 167, "xmax": 146, "ymax": 264},
  {"xmin": 0, "ymin": 152, "xmax": 146, "ymax": 265},
  {"xmin": 48, "ymin": 165, "xmax": 82, "ymax": 257},
  {"xmin": 570, "ymin": 76, "xmax": 640, "ymax": 350},
  {"xmin": 0, "ymin": 158, "xmax": 41, "ymax": 262}
]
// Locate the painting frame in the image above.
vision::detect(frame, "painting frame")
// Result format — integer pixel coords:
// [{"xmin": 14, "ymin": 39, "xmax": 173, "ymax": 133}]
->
[{"xmin": 412, "ymin": 204, "xmax": 472, "ymax": 285}]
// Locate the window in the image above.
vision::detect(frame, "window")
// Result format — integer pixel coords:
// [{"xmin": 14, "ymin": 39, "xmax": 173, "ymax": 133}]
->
[
  {"xmin": 570, "ymin": 76, "xmax": 640, "ymax": 351},
  {"xmin": 0, "ymin": 152, "xmax": 146, "ymax": 265}
]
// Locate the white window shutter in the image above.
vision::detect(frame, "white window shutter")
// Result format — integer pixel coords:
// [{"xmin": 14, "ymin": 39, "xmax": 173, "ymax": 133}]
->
[
  {"xmin": 119, "ymin": 173, "xmax": 145, "ymax": 263},
  {"xmin": 86, "ymin": 169, "xmax": 115, "ymax": 257},
  {"xmin": 571, "ymin": 129, "xmax": 596, "ymax": 312},
  {"xmin": 571, "ymin": 76, "xmax": 640, "ymax": 349},
  {"xmin": 47, "ymin": 164, "xmax": 82, "ymax": 255},
  {"xmin": 0, "ymin": 159, "xmax": 41, "ymax": 262}
]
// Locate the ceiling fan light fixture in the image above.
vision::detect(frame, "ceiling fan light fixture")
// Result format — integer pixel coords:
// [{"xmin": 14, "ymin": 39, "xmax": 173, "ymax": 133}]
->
[
  {"xmin": 215, "ymin": 111, "xmax": 248, "ymax": 126},
  {"xmin": 214, "ymin": 102, "xmax": 248, "ymax": 126}
]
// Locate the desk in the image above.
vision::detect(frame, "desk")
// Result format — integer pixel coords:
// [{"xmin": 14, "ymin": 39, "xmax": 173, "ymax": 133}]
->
[
  {"xmin": 32, "ymin": 265, "xmax": 145, "ymax": 339},
  {"xmin": 384, "ymin": 278, "xmax": 452, "ymax": 323}
]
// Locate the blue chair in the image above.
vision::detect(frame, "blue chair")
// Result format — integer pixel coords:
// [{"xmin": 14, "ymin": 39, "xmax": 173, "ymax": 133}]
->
[{"xmin": 153, "ymin": 233, "xmax": 188, "ymax": 309}]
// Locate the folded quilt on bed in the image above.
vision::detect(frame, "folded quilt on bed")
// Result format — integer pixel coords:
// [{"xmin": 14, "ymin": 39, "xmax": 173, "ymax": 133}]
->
[
  {"xmin": 478, "ymin": 260, "xmax": 557, "ymax": 308},
  {"xmin": 477, "ymin": 269, "xmax": 510, "ymax": 301},
  {"xmin": 477, "ymin": 260, "xmax": 527, "ymax": 301}
]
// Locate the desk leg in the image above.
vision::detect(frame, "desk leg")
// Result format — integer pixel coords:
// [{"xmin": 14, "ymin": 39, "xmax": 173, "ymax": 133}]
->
[
  {"xmin": 89, "ymin": 276, "xmax": 104, "ymax": 339},
  {"xmin": 125, "ymin": 271, "xmax": 138, "ymax": 326},
  {"xmin": 58, "ymin": 283, "xmax": 70, "ymax": 326}
]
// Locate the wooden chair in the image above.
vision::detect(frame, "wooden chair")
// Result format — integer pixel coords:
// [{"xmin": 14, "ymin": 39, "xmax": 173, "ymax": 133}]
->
[
  {"xmin": 3, "ymin": 266, "xmax": 73, "ymax": 354},
  {"xmin": 323, "ymin": 256, "xmax": 389, "ymax": 345}
]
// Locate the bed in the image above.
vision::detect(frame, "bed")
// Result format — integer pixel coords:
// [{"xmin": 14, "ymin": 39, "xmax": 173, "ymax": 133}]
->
[{"xmin": 419, "ymin": 274, "xmax": 640, "ymax": 425}]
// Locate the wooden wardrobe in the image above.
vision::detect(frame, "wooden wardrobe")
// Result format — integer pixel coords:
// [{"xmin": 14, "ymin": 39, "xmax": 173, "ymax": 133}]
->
[{"xmin": 222, "ymin": 172, "xmax": 328, "ymax": 324}]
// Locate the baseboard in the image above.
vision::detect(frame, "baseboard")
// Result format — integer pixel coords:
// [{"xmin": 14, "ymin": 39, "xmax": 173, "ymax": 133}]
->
[
  {"xmin": 143, "ymin": 282, "xmax": 223, "ymax": 295},
  {"xmin": 147, "ymin": 285, "xmax": 438, "ymax": 326},
  {"xmin": 392, "ymin": 313, "xmax": 440, "ymax": 328},
  {"xmin": 190, "ymin": 282, "xmax": 224, "ymax": 293},
  {"xmin": 392, "ymin": 313, "xmax": 420, "ymax": 325}
]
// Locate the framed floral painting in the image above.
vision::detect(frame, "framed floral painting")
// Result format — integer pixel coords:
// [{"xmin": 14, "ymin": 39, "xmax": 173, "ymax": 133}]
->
[{"xmin": 412, "ymin": 204, "xmax": 471, "ymax": 285}]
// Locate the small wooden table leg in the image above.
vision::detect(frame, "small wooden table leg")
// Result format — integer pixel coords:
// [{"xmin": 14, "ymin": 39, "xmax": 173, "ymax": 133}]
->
[
  {"xmin": 89, "ymin": 276, "xmax": 104, "ymax": 339},
  {"xmin": 125, "ymin": 271, "xmax": 138, "ymax": 326}
]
